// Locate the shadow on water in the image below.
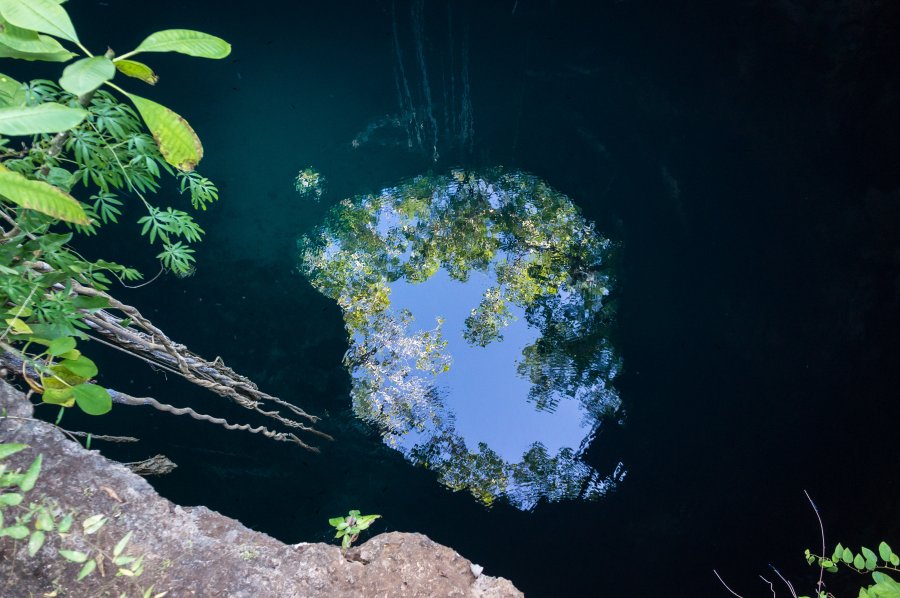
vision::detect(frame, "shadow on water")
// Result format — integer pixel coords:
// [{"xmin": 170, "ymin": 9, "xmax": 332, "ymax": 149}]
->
[{"xmin": 47, "ymin": 0, "xmax": 900, "ymax": 596}]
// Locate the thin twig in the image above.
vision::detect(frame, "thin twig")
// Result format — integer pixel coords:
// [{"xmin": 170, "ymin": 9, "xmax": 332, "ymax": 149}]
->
[
  {"xmin": 713, "ymin": 570, "xmax": 745, "ymax": 598},
  {"xmin": 759, "ymin": 575, "xmax": 776, "ymax": 598},
  {"xmin": 805, "ymin": 489, "xmax": 826, "ymax": 594},
  {"xmin": 769, "ymin": 565, "xmax": 798, "ymax": 598}
]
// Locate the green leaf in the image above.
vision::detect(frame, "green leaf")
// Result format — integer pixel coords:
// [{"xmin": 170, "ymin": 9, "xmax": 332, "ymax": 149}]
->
[
  {"xmin": 59, "ymin": 355, "xmax": 97, "ymax": 379},
  {"xmin": 46, "ymin": 336, "xmax": 76, "ymax": 357},
  {"xmin": 0, "ymin": 18, "xmax": 72, "ymax": 54},
  {"xmin": 880, "ymin": 542, "xmax": 892, "ymax": 562},
  {"xmin": 72, "ymin": 384, "xmax": 111, "ymax": 416},
  {"xmin": 0, "ymin": 0, "xmax": 78, "ymax": 43},
  {"xmin": 27, "ymin": 530, "xmax": 45, "ymax": 556},
  {"xmin": 57, "ymin": 513, "xmax": 72, "ymax": 533},
  {"xmin": 834, "ymin": 543, "xmax": 845, "ymax": 562},
  {"xmin": 71, "ymin": 295, "xmax": 109, "ymax": 310},
  {"xmin": 41, "ymin": 386, "xmax": 74, "ymax": 407},
  {"xmin": 59, "ymin": 56, "xmax": 115, "ymax": 96},
  {"xmin": 863, "ymin": 547, "xmax": 878, "ymax": 570},
  {"xmin": 114, "ymin": 59, "xmax": 158, "ymax": 85},
  {"xmin": 0, "ymin": 39, "xmax": 73, "ymax": 61},
  {"xmin": 4, "ymin": 317, "xmax": 31, "ymax": 334},
  {"xmin": 891, "ymin": 553, "xmax": 899, "ymax": 567},
  {"xmin": 0, "ymin": 72, "xmax": 24, "ymax": 106},
  {"xmin": 126, "ymin": 92, "xmax": 202, "ymax": 171},
  {"xmin": 0, "ymin": 102, "xmax": 87, "ymax": 135},
  {"xmin": 0, "ymin": 443, "xmax": 27, "ymax": 459},
  {"xmin": 341, "ymin": 534, "xmax": 352, "ymax": 549},
  {"xmin": 844, "ymin": 547, "xmax": 854, "ymax": 564},
  {"xmin": 855, "ymin": 554, "xmax": 866, "ymax": 570},
  {"xmin": 0, "ymin": 165, "xmax": 89, "ymax": 224},
  {"xmin": 131, "ymin": 29, "xmax": 230, "ymax": 59},
  {"xmin": 17, "ymin": 454, "xmax": 41, "ymax": 491},
  {"xmin": 113, "ymin": 531, "xmax": 132, "ymax": 558},
  {"xmin": 58, "ymin": 549, "xmax": 88, "ymax": 563},
  {"xmin": 76, "ymin": 558, "xmax": 96, "ymax": 581},
  {"xmin": 0, "ymin": 492, "xmax": 22, "ymax": 506},
  {"xmin": 1, "ymin": 524, "xmax": 28, "ymax": 539},
  {"xmin": 328, "ymin": 517, "xmax": 345, "ymax": 527},
  {"xmin": 82, "ymin": 513, "xmax": 106, "ymax": 535}
]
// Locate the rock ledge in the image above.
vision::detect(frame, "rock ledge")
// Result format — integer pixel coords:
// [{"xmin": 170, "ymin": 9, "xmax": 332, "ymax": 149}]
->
[{"xmin": 0, "ymin": 380, "xmax": 522, "ymax": 597}]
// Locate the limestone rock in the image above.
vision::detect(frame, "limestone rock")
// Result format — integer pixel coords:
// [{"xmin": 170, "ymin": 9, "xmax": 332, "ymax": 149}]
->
[{"xmin": 0, "ymin": 380, "xmax": 522, "ymax": 597}]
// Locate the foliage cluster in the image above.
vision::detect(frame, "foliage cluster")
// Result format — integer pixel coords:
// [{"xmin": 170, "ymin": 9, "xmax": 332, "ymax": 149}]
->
[
  {"xmin": 0, "ymin": 443, "xmax": 160, "ymax": 596},
  {"xmin": 328, "ymin": 510, "xmax": 381, "ymax": 549},
  {"xmin": 0, "ymin": 0, "xmax": 227, "ymax": 416}
]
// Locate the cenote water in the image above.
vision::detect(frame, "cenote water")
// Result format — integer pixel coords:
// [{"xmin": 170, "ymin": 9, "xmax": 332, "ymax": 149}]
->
[{"xmin": 44, "ymin": 1, "xmax": 900, "ymax": 596}]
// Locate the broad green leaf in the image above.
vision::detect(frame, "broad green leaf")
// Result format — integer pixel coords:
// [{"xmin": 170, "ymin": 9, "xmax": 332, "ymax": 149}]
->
[
  {"xmin": 0, "ymin": 102, "xmax": 86, "ymax": 135},
  {"xmin": 0, "ymin": 164, "xmax": 89, "ymax": 224},
  {"xmin": 0, "ymin": 443, "xmax": 26, "ymax": 459},
  {"xmin": 113, "ymin": 531, "xmax": 132, "ymax": 557},
  {"xmin": 41, "ymin": 386, "xmax": 74, "ymax": 407},
  {"xmin": 59, "ymin": 355, "xmax": 97, "ymax": 379},
  {"xmin": 833, "ymin": 543, "xmax": 844, "ymax": 562},
  {"xmin": 0, "ymin": 0, "xmax": 78, "ymax": 43},
  {"xmin": 328, "ymin": 517, "xmax": 345, "ymax": 527},
  {"xmin": 0, "ymin": 39, "xmax": 73, "ymax": 61},
  {"xmin": 341, "ymin": 534, "xmax": 352, "ymax": 549},
  {"xmin": 844, "ymin": 547, "xmax": 854, "ymax": 563},
  {"xmin": 76, "ymin": 558, "xmax": 96, "ymax": 580},
  {"xmin": 891, "ymin": 553, "xmax": 899, "ymax": 567},
  {"xmin": 58, "ymin": 549, "xmax": 88, "ymax": 563},
  {"xmin": 17, "ymin": 454, "xmax": 41, "ymax": 491},
  {"xmin": 72, "ymin": 384, "xmax": 111, "ymax": 416},
  {"xmin": 59, "ymin": 56, "xmax": 115, "ymax": 96},
  {"xmin": 5, "ymin": 317, "xmax": 32, "ymax": 334},
  {"xmin": 0, "ymin": 18, "xmax": 71, "ymax": 54},
  {"xmin": 115, "ymin": 59, "xmax": 158, "ymax": 85},
  {"xmin": 863, "ymin": 547, "xmax": 878, "ymax": 570},
  {"xmin": 132, "ymin": 29, "xmax": 230, "ymax": 59},
  {"xmin": 47, "ymin": 336, "xmax": 76, "ymax": 357},
  {"xmin": 126, "ymin": 93, "xmax": 202, "ymax": 171},
  {"xmin": 0, "ymin": 72, "xmax": 23, "ymax": 107},
  {"xmin": 880, "ymin": 542, "xmax": 892, "ymax": 562},
  {"xmin": 0, "ymin": 492, "xmax": 22, "ymax": 506},
  {"xmin": 1, "ymin": 524, "xmax": 28, "ymax": 539},
  {"xmin": 855, "ymin": 554, "xmax": 866, "ymax": 569},
  {"xmin": 27, "ymin": 530, "xmax": 45, "ymax": 556},
  {"xmin": 71, "ymin": 295, "xmax": 109, "ymax": 310}
]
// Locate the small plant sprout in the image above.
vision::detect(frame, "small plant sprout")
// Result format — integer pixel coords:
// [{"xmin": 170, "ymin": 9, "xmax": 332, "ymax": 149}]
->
[{"xmin": 328, "ymin": 510, "xmax": 381, "ymax": 549}]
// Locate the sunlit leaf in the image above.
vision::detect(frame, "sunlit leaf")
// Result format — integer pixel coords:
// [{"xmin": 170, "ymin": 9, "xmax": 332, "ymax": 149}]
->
[
  {"xmin": 0, "ymin": 164, "xmax": 89, "ymax": 224},
  {"xmin": 59, "ymin": 56, "xmax": 115, "ymax": 96},
  {"xmin": 0, "ymin": 102, "xmax": 86, "ymax": 135},
  {"xmin": 114, "ymin": 59, "xmax": 158, "ymax": 84},
  {"xmin": 131, "ymin": 29, "xmax": 230, "ymax": 59},
  {"xmin": 0, "ymin": 38, "xmax": 72, "ymax": 61},
  {"xmin": 126, "ymin": 93, "xmax": 202, "ymax": 171},
  {"xmin": 0, "ymin": 18, "xmax": 71, "ymax": 55},
  {"xmin": 0, "ymin": 0, "xmax": 77, "ymax": 43},
  {"xmin": 880, "ymin": 542, "xmax": 892, "ymax": 562}
]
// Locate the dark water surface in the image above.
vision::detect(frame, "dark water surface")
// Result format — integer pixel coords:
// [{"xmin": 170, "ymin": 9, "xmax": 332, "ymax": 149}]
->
[{"xmin": 51, "ymin": 1, "xmax": 900, "ymax": 595}]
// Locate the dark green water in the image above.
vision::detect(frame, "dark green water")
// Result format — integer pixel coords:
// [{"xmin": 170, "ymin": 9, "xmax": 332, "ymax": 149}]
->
[{"xmin": 43, "ymin": 1, "xmax": 900, "ymax": 595}]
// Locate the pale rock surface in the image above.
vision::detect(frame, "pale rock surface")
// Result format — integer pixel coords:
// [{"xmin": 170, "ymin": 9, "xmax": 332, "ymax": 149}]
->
[{"xmin": 0, "ymin": 380, "xmax": 522, "ymax": 597}]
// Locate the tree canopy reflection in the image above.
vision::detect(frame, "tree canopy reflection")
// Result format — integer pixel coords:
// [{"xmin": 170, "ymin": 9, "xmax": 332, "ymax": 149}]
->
[{"xmin": 300, "ymin": 170, "xmax": 625, "ymax": 510}]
